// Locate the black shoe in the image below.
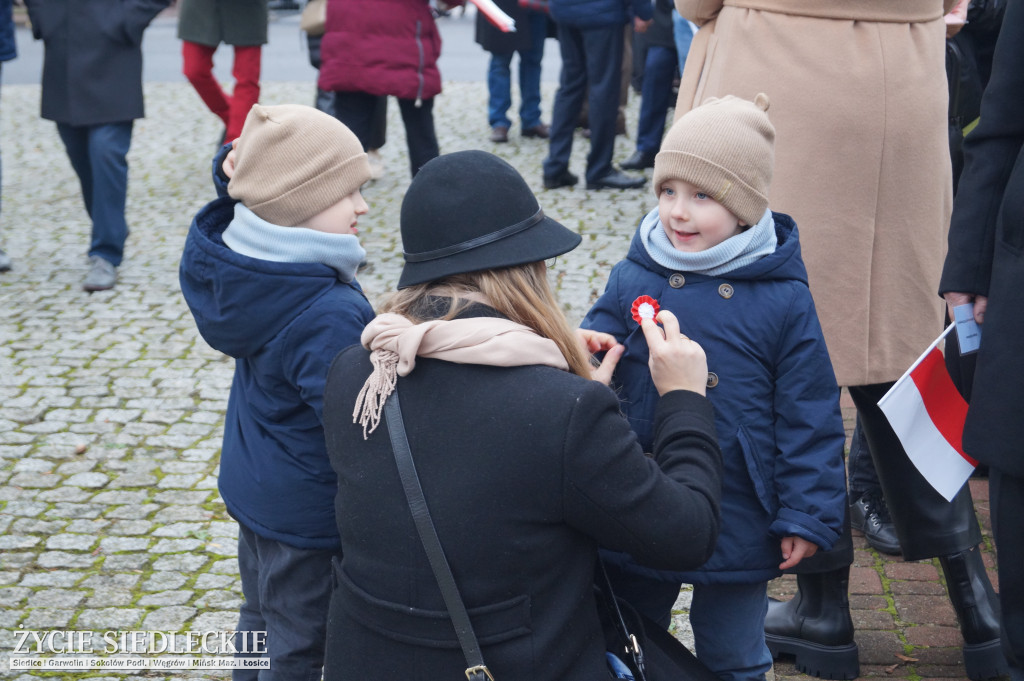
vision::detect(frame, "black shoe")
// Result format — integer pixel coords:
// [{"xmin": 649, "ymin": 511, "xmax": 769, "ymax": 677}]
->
[
  {"xmin": 765, "ymin": 568, "xmax": 860, "ymax": 680},
  {"xmin": 849, "ymin": 489, "xmax": 902, "ymax": 555},
  {"xmin": 521, "ymin": 123, "xmax": 550, "ymax": 139},
  {"xmin": 543, "ymin": 169, "xmax": 578, "ymax": 189},
  {"xmin": 586, "ymin": 170, "xmax": 646, "ymax": 190},
  {"xmin": 619, "ymin": 150, "xmax": 656, "ymax": 170},
  {"xmin": 940, "ymin": 546, "xmax": 1010, "ymax": 680},
  {"xmin": 0, "ymin": 249, "xmax": 11, "ymax": 272}
]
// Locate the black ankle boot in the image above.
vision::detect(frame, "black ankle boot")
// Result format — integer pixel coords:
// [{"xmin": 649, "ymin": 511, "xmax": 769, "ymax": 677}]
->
[
  {"xmin": 765, "ymin": 568, "xmax": 860, "ymax": 679},
  {"xmin": 939, "ymin": 545, "xmax": 1009, "ymax": 680}
]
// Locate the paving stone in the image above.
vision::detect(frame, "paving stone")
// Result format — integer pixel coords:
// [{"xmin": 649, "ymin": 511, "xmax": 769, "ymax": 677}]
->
[
  {"xmin": 141, "ymin": 606, "xmax": 197, "ymax": 631},
  {"xmin": 27, "ymin": 589, "xmax": 85, "ymax": 609},
  {"xmin": 75, "ymin": 608, "xmax": 145, "ymax": 630},
  {"xmin": 141, "ymin": 572, "xmax": 188, "ymax": 592},
  {"xmin": 44, "ymin": 534, "xmax": 98, "ymax": 551},
  {"xmin": 137, "ymin": 590, "xmax": 194, "ymax": 607}
]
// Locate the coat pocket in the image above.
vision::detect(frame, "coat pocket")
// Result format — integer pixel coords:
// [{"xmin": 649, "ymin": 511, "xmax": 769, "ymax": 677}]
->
[
  {"xmin": 332, "ymin": 562, "xmax": 532, "ymax": 649},
  {"xmin": 735, "ymin": 426, "xmax": 776, "ymax": 516}
]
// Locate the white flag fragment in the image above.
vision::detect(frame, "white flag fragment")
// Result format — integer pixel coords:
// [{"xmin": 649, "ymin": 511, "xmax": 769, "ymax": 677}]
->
[
  {"xmin": 878, "ymin": 325, "xmax": 978, "ymax": 501},
  {"xmin": 469, "ymin": 0, "xmax": 516, "ymax": 32}
]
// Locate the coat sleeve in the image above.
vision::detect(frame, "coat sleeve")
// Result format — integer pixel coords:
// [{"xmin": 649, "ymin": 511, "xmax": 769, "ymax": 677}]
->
[
  {"xmin": 767, "ymin": 287, "xmax": 845, "ymax": 550},
  {"xmin": 562, "ymin": 383, "xmax": 722, "ymax": 570},
  {"xmin": 121, "ymin": 0, "xmax": 171, "ymax": 46},
  {"xmin": 674, "ymin": 0, "xmax": 722, "ymax": 25},
  {"xmin": 283, "ymin": 294, "xmax": 375, "ymax": 424},
  {"xmin": 939, "ymin": 0, "xmax": 1024, "ymax": 298},
  {"xmin": 579, "ymin": 262, "xmax": 631, "ymax": 343}
]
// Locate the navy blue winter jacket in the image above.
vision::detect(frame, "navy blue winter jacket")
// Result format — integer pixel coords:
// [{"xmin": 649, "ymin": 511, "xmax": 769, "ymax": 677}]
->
[
  {"xmin": 582, "ymin": 212, "xmax": 845, "ymax": 584},
  {"xmin": 549, "ymin": 0, "xmax": 651, "ymax": 29},
  {"xmin": 179, "ymin": 170, "xmax": 374, "ymax": 550}
]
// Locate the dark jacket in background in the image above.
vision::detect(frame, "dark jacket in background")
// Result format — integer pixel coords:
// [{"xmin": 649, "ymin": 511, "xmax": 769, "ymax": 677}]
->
[
  {"xmin": 177, "ymin": 0, "xmax": 269, "ymax": 47},
  {"xmin": 179, "ymin": 161, "xmax": 375, "ymax": 550},
  {"xmin": 321, "ymin": 306, "xmax": 723, "ymax": 681},
  {"xmin": 939, "ymin": 0, "xmax": 1024, "ymax": 480},
  {"xmin": 549, "ymin": 0, "xmax": 651, "ymax": 28},
  {"xmin": 24, "ymin": 0, "xmax": 170, "ymax": 126},
  {"xmin": 0, "ymin": 0, "xmax": 15, "ymax": 63},
  {"xmin": 639, "ymin": 0, "xmax": 676, "ymax": 50}
]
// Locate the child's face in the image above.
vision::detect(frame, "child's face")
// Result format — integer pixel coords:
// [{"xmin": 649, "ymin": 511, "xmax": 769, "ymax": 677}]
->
[
  {"xmin": 302, "ymin": 189, "xmax": 368, "ymax": 235},
  {"xmin": 657, "ymin": 178, "xmax": 743, "ymax": 252}
]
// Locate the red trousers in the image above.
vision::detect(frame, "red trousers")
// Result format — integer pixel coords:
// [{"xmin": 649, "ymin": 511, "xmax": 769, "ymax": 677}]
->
[{"xmin": 182, "ymin": 41, "xmax": 262, "ymax": 142}]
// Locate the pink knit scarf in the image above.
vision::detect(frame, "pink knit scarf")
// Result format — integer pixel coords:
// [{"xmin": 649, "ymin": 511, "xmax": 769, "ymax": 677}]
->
[{"xmin": 352, "ymin": 312, "xmax": 570, "ymax": 438}]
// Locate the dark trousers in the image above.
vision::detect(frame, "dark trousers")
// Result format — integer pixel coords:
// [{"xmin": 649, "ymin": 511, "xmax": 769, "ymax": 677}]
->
[
  {"xmin": 234, "ymin": 523, "xmax": 339, "ymax": 681},
  {"xmin": 543, "ymin": 22, "xmax": 624, "ymax": 184},
  {"xmin": 333, "ymin": 91, "xmax": 438, "ymax": 177},
  {"xmin": 991, "ymin": 469, "xmax": 1024, "ymax": 673},
  {"xmin": 56, "ymin": 121, "xmax": 133, "ymax": 267},
  {"xmin": 634, "ymin": 44, "xmax": 677, "ymax": 154},
  {"xmin": 846, "ymin": 415, "xmax": 881, "ymax": 497}
]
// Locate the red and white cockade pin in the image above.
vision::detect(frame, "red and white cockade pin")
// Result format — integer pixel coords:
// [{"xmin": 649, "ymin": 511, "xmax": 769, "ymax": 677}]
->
[{"xmin": 630, "ymin": 295, "xmax": 660, "ymax": 324}]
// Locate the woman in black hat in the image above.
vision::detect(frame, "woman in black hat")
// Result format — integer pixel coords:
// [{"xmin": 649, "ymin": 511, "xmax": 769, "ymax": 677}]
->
[{"xmin": 320, "ymin": 150, "xmax": 723, "ymax": 681}]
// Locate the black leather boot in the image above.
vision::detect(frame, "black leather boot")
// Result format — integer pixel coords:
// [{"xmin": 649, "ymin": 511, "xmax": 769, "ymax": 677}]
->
[
  {"xmin": 939, "ymin": 545, "xmax": 1010, "ymax": 680},
  {"xmin": 765, "ymin": 568, "xmax": 860, "ymax": 679}
]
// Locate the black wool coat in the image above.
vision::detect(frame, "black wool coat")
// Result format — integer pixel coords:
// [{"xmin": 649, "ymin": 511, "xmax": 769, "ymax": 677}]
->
[
  {"xmin": 24, "ymin": 0, "xmax": 170, "ymax": 126},
  {"xmin": 939, "ymin": 0, "xmax": 1024, "ymax": 479},
  {"xmin": 475, "ymin": 0, "xmax": 550, "ymax": 54},
  {"xmin": 177, "ymin": 0, "xmax": 268, "ymax": 48},
  {"xmin": 321, "ymin": 314, "xmax": 722, "ymax": 681}
]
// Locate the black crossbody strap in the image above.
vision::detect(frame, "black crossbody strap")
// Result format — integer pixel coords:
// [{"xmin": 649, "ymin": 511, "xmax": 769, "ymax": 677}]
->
[{"xmin": 384, "ymin": 392, "xmax": 494, "ymax": 681}]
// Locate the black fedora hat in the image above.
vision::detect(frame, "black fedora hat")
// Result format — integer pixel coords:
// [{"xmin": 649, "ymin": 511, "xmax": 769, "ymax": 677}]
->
[{"xmin": 397, "ymin": 150, "xmax": 581, "ymax": 288}]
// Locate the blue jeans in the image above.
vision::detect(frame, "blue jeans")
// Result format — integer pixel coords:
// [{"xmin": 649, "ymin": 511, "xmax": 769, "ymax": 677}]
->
[
  {"xmin": 672, "ymin": 10, "xmax": 696, "ymax": 76},
  {"xmin": 234, "ymin": 523, "xmax": 340, "ymax": 681},
  {"xmin": 690, "ymin": 582, "xmax": 773, "ymax": 681},
  {"xmin": 543, "ymin": 22, "xmax": 624, "ymax": 183},
  {"xmin": 486, "ymin": 10, "xmax": 547, "ymax": 130},
  {"xmin": 56, "ymin": 121, "xmax": 133, "ymax": 267},
  {"xmin": 635, "ymin": 44, "xmax": 678, "ymax": 154}
]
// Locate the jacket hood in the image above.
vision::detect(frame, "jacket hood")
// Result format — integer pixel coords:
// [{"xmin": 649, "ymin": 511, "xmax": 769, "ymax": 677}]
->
[
  {"xmin": 626, "ymin": 210, "xmax": 808, "ymax": 284},
  {"xmin": 179, "ymin": 197, "xmax": 350, "ymax": 358}
]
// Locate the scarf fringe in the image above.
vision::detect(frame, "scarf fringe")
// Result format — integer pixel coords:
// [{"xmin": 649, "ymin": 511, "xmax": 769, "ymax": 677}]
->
[{"xmin": 352, "ymin": 349, "xmax": 399, "ymax": 439}]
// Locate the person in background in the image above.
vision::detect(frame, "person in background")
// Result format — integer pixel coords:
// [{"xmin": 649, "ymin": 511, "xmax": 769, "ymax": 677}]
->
[
  {"xmin": 940, "ymin": 1, "xmax": 1024, "ymax": 677},
  {"xmin": 177, "ymin": 0, "xmax": 269, "ymax": 147},
  {"xmin": 0, "ymin": 0, "xmax": 16, "ymax": 273},
  {"xmin": 542, "ymin": 0, "xmax": 652, "ymax": 190},
  {"xmin": 24, "ymin": 0, "xmax": 171, "ymax": 292},
  {"xmin": 475, "ymin": 0, "xmax": 551, "ymax": 143}
]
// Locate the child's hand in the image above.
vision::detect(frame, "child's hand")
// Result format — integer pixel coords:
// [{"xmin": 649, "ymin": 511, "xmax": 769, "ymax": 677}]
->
[
  {"xmin": 222, "ymin": 139, "xmax": 239, "ymax": 179},
  {"xmin": 577, "ymin": 329, "xmax": 624, "ymax": 385},
  {"xmin": 779, "ymin": 536, "xmax": 818, "ymax": 570},
  {"xmin": 640, "ymin": 310, "xmax": 709, "ymax": 396}
]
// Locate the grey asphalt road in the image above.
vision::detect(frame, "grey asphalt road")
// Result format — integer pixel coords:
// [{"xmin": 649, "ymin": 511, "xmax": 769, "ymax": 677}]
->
[{"xmin": 2, "ymin": 5, "xmax": 563, "ymax": 86}]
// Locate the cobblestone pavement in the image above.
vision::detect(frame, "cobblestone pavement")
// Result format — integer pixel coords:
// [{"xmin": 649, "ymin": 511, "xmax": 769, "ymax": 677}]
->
[{"xmin": 0, "ymin": 81, "xmax": 1002, "ymax": 680}]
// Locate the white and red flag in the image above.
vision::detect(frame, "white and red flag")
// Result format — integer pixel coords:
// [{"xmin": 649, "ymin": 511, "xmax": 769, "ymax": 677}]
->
[
  {"xmin": 469, "ymin": 0, "xmax": 516, "ymax": 32},
  {"xmin": 878, "ymin": 325, "xmax": 978, "ymax": 501}
]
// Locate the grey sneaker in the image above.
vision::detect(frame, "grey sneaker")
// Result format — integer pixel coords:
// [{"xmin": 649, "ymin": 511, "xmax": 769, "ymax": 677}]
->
[
  {"xmin": 83, "ymin": 255, "xmax": 117, "ymax": 291},
  {"xmin": 0, "ymin": 249, "xmax": 11, "ymax": 272}
]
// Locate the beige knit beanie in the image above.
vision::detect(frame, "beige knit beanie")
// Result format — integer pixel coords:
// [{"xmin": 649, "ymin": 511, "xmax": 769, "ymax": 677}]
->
[
  {"xmin": 652, "ymin": 93, "xmax": 774, "ymax": 226},
  {"xmin": 228, "ymin": 104, "xmax": 371, "ymax": 227}
]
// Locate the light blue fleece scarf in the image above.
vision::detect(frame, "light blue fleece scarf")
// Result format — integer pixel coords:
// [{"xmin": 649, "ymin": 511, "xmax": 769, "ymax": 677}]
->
[
  {"xmin": 639, "ymin": 206, "xmax": 777, "ymax": 276},
  {"xmin": 222, "ymin": 204, "xmax": 366, "ymax": 283}
]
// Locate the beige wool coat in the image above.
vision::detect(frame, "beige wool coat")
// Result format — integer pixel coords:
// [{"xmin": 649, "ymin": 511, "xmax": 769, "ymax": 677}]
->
[{"xmin": 674, "ymin": 0, "xmax": 956, "ymax": 386}]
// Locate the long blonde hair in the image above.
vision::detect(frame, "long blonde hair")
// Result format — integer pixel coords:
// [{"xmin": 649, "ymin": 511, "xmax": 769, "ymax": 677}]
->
[{"xmin": 382, "ymin": 262, "xmax": 593, "ymax": 378}]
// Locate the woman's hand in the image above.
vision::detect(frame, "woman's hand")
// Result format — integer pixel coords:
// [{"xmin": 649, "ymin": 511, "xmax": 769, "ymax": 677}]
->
[
  {"xmin": 943, "ymin": 291, "xmax": 987, "ymax": 324},
  {"xmin": 640, "ymin": 310, "xmax": 709, "ymax": 396},
  {"xmin": 576, "ymin": 329, "xmax": 624, "ymax": 385},
  {"xmin": 779, "ymin": 536, "xmax": 818, "ymax": 570}
]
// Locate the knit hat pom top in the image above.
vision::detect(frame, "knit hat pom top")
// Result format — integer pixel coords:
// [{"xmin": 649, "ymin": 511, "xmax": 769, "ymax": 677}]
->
[
  {"xmin": 653, "ymin": 93, "xmax": 775, "ymax": 227},
  {"xmin": 228, "ymin": 104, "xmax": 371, "ymax": 227}
]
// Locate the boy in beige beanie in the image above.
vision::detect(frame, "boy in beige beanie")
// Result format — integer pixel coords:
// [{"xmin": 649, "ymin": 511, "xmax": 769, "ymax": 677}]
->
[
  {"xmin": 179, "ymin": 104, "xmax": 374, "ymax": 679},
  {"xmin": 581, "ymin": 94, "xmax": 847, "ymax": 681}
]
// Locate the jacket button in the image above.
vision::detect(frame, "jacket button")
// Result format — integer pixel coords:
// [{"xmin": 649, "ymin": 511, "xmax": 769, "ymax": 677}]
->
[
  {"xmin": 718, "ymin": 283, "xmax": 734, "ymax": 299},
  {"xmin": 706, "ymin": 372, "xmax": 719, "ymax": 389},
  {"xmin": 669, "ymin": 273, "xmax": 686, "ymax": 288}
]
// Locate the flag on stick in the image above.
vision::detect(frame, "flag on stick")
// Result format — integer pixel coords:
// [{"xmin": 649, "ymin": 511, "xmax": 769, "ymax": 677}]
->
[
  {"xmin": 469, "ymin": 0, "xmax": 516, "ymax": 32},
  {"xmin": 878, "ymin": 325, "xmax": 978, "ymax": 501}
]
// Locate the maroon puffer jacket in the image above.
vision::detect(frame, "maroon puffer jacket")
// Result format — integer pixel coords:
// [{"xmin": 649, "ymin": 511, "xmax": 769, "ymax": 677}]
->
[{"xmin": 319, "ymin": 0, "xmax": 447, "ymax": 101}]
